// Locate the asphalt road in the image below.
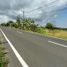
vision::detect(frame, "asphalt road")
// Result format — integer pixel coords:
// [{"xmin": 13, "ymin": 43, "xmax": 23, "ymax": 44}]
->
[{"xmin": 1, "ymin": 27, "xmax": 67, "ymax": 67}]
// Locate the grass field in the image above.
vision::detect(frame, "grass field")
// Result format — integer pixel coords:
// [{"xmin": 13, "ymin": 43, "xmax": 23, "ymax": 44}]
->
[{"xmin": 45, "ymin": 29, "xmax": 67, "ymax": 40}]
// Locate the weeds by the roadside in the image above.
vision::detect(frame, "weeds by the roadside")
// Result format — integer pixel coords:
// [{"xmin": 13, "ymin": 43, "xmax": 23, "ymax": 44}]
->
[
  {"xmin": 0, "ymin": 33, "xmax": 8, "ymax": 67},
  {"xmin": 46, "ymin": 29, "xmax": 67, "ymax": 40}
]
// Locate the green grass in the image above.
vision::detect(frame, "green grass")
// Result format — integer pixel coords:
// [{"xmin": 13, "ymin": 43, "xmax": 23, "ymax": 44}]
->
[{"xmin": 0, "ymin": 34, "xmax": 8, "ymax": 67}]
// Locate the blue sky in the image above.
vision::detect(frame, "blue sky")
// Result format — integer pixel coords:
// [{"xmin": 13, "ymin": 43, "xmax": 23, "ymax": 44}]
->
[
  {"xmin": 37, "ymin": 7, "xmax": 67, "ymax": 28},
  {"xmin": 53, "ymin": 7, "xmax": 67, "ymax": 28},
  {"xmin": 0, "ymin": 0, "xmax": 67, "ymax": 28}
]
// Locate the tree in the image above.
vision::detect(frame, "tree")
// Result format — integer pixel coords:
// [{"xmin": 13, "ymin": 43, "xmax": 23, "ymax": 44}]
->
[
  {"xmin": 1, "ymin": 23, "xmax": 6, "ymax": 26},
  {"xmin": 29, "ymin": 20, "xmax": 38, "ymax": 32},
  {"xmin": 4, "ymin": 21, "xmax": 14, "ymax": 27},
  {"xmin": 45, "ymin": 23, "xmax": 55, "ymax": 29},
  {"xmin": 8, "ymin": 21, "xmax": 14, "ymax": 27},
  {"xmin": 16, "ymin": 16, "xmax": 21, "ymax": 28},
  {"xmin": 22, "ymin": 18, "xmax": 38, "ymax": 31}
]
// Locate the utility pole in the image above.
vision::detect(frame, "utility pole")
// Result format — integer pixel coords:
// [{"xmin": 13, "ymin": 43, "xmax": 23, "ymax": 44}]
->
[{"xmin": 23, "ymin": 11, "xmax": 25, "ymax": 19}]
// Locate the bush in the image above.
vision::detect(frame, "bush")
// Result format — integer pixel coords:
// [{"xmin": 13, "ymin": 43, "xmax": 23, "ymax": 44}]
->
[
  {"xmin": 30, "ymin": 24, "xmax": 38, "ymax": 32},
  {"xmin": 1, "ymin": 23, "xmax": 6, "ymax": 26},
  {"xmin": 36, "ymin": 27, "xmax": 46, "ymax": 34},
  {"xmin": 45, "ymin": 23, "xmax": 55, "ymax": 29}
]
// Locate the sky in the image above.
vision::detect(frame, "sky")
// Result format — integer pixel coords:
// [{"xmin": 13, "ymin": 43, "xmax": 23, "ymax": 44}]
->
[{"xmin": 0, "ymin": 0, "xmax": 67, "ymax": 28}]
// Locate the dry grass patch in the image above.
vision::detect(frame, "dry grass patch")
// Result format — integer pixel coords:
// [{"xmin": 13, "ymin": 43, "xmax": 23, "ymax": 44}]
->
[{"xmin": 47, "ymin": 29, "xmax": 67, "ymax": 39}]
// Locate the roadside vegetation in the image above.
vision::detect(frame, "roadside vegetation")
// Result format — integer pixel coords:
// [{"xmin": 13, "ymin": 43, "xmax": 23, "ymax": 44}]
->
[
  {"xmin": 0, "ymin": 33, "xmax": 8, "ymax": 67},
  {"xmin": 1, "ymin": 16, "xmax": 67, "ymax": 40}
]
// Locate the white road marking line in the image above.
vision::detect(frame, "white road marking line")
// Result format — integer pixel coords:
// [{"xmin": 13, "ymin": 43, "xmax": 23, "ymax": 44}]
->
[
  {"xmin": 0, "ymin": 28, "xmax": 29, "ymax": 67},
  {"xmin": 48, "ymin": 41, "xmax": 67, "ymax": 48}
]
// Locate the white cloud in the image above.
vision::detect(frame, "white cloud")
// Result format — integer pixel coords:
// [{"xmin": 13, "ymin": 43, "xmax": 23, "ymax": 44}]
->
[
  {"xmin": 0, "ymin": 15, "xmax": 15, "ymax": 23},
  {"xmin": 0, "ymin": 0, "xmax": 67, "ymax": 23}
]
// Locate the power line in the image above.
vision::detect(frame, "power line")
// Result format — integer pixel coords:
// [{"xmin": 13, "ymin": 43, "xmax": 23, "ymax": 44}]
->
[
  {"xmin": 21, "ymin": 0, "xmax": 59, "ymax": 19},
  {"xmin": 25, "ymin": 0, "xmax": 58, "ymax": 13}
]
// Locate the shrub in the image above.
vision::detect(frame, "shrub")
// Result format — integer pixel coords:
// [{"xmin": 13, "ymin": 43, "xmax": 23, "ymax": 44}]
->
[
  {"xmin": 36, "ymin": 27, "xmax": 46, "ymax": 34},
  {"xmin": 45, "ymin": 23, "xmax": 55, "ymax": 29}
]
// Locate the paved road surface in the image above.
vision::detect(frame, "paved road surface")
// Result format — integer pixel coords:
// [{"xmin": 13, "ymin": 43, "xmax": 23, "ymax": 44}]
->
[{"xmin": 1, "ymin": 27, "xmax": 67, "ymax": 67}]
